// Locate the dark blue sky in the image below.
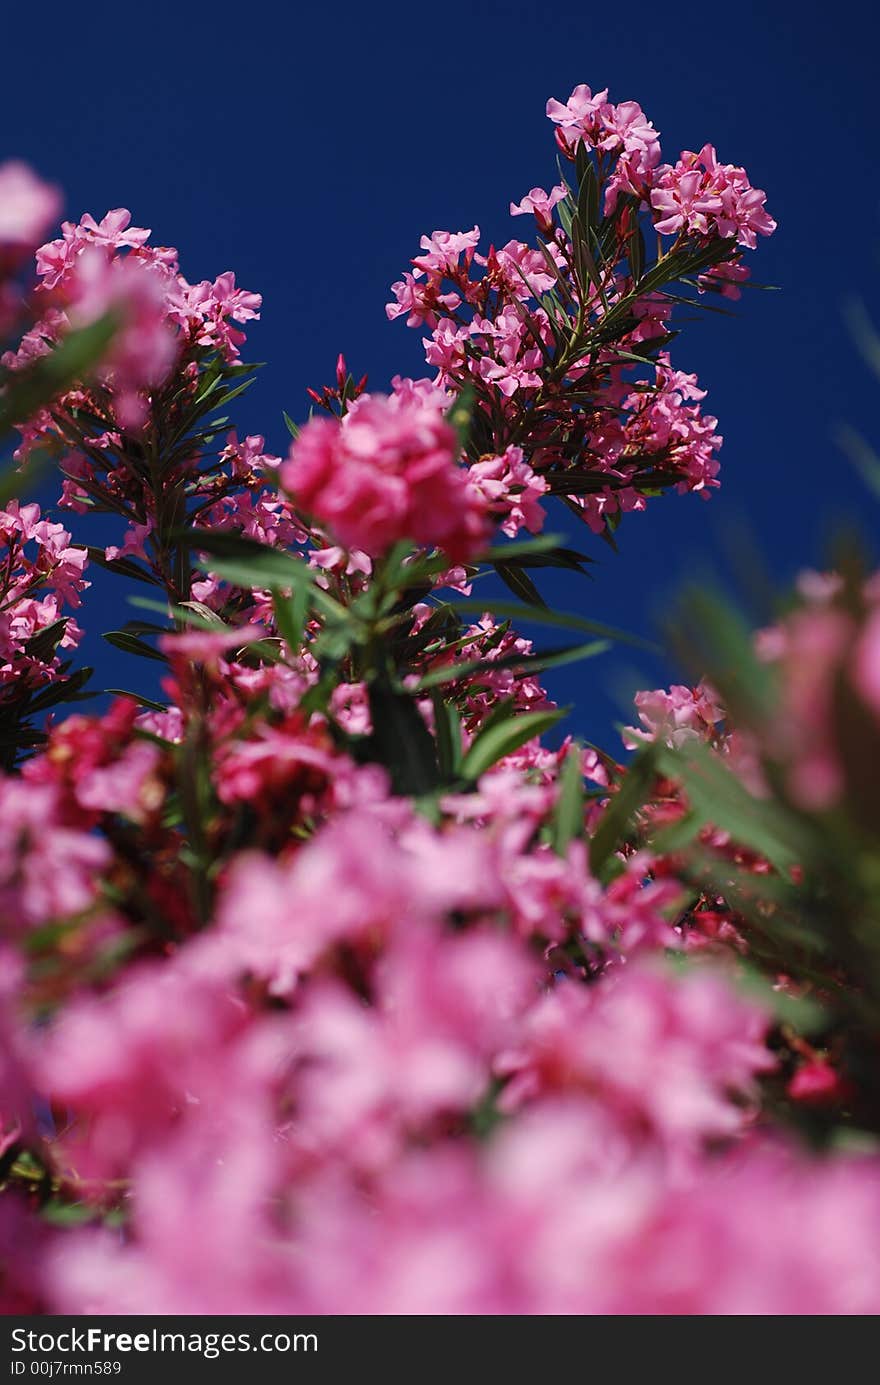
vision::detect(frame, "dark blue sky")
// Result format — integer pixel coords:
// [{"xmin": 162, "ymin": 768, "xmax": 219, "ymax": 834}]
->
[{"xmin": 3, "ymin": 0, "xmax": 877, "ymax": 748}]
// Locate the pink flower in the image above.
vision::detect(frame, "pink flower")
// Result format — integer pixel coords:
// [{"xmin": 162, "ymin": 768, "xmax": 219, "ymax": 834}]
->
[
  {"xmin": 159, "ymin": 624, "xmax": 265, "ymax": 665},
  {"xmin": 385, "ymin": 271, "xmax": 460, "ymax": 328},
  {"xmin": 624, "ymin": 681, "xmax": 724, "ymax": 748},
  {"xmin": 75, "ymin": 740, "xmax": 162, "ymax": 820},
  {"xmin": 281, "ymin": 393, "xmax": 490, "ymax": 560},
  {"xmin": 34, "ymin": 961, "xmax": 250, "ymax": 1181},
  {"xmin": 35, "ymin": 208, "xmax": 151, "ymax": 290},
  {"xmin": 546, "ymin": 84, "xmax": 609, "ymax": 143},
  {"xmin": 412, "ymin": 227, "xmax": 480, "ymax": 278},
  {"xmin": 496, "ymin": 964, "xmax": 774, "ymax": 1154},
  {"xmin": 0, "ymin": 779, "xmax": 109, "ymax": 930},
  {"xmin": 651, "ymin": 146, "xmax": 776, "ymax": 249},
  {"xmin": 0, "ymin": 162, "xmax": 61, "ymax": 262},
  {"xmin": 184, "ymin": 271, "xmax": 262, "ymax": 360},
  {"xmin": 66, "ymin": 247, "xmax": 179, "ymax": 428},
  {"xmin": 468, "ymin": 446, "xmax": 548, "ymax": 536},
  {"xmin": 104, "ymin": 520, "xmax": 153, "ymax": 563},
  {"xmin": 509, "ymin": 185, "xmax": 567, "ymax": 235}
]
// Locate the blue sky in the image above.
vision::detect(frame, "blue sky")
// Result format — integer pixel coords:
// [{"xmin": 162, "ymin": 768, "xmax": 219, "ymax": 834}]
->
[{"xmin": 3, "ymin": 0, "xmax": 876, "ymax": 748}]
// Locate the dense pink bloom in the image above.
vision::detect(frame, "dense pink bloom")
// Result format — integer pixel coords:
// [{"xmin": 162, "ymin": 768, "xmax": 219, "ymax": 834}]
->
[
  {"xmin": 281, "ymin": 393, "xmax": 490, "ymax": 559},
  {"xmin": 468, "ymin": 446, "xmax": 548, "ymax": 536},
  {"xmin": 651, "ymin": 145, "xmax": 776, "ymax": 248},
  {"xmin": 34, "ymin": 961, "xmax": 251, "ymax": 1181},
  {"xmin": 0, "ymin": 502, "xmax": 88, "ymax": 700},
  {"xmin": 66, "ymin": 247, "xmax": 179, "ymax": 427},
  {"xmin": 4, "ymin": 89, "xmax": 866, "ymax": 1322},
  {"xmin": 495, "ymin": 964, "xmax": 773, "ymax": 1150},
  {"xmin": 0, "ymin": 779, "xmax": 109, "ymax": 930},
  {"xmin": 624, "ymin": 681, "xmax": 724, "ymax": 749},
  {"xmin": 35, "ymin": 208, "xmax": 151, "ymax": 290}
]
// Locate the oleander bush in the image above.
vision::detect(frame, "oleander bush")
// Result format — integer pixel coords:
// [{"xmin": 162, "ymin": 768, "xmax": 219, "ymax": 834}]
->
[{"xmin": 3, "ymin": 84, "xmax": 880, "ymax": 1316}]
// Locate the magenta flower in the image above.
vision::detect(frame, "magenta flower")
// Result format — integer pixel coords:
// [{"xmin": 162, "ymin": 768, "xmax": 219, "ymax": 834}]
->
[{"xmin": 281, "ymin": 392, "xmax": 490, "ymax": 560}]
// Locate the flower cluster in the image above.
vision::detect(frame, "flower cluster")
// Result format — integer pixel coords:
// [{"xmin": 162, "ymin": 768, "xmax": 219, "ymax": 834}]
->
[
  {"xmin": 387, "ymin": 82, "xmax": 775, "ymax": 545},
  {"xmin": 6, "ymin": 93, "xmax": 880, "ymax": 1321},
  {"xmin": 281, "ymin": 392, "xmax": 489, "ymax": 560}
]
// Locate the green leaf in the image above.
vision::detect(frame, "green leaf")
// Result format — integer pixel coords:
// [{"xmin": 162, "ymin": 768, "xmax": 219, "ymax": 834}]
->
[
  {"xmin": 432, "ymin": 690, "xmax": 462, "ymax": 779},
  {"xmin": 445, "ymin": 382, "xmax": 476, "ymax": 454},
  {"xmin": 184, "ymin": 531, "xmax": 348, "ymax": 621},
  {"xmin": 460, "ymin": 706, "xmax": 569, "ymax": 782},
  {"xmin": 41, "ymin": 1201, "xmax": 99, "ymax": 1228},
  {"xmin": 836, "ymin": 423, "xmax": 880, "ymax": 500},
  {"xmin": 365, "ymin": 682, "xmax": 440, "ymax": 795},
  {"xmin": 102, "ymin": 631, "xmax": 168, "ymax": 663},
  {"xmin": 0, "ymin": 314, "xmax": 118, "ymax": 433},
  {"xmin": 272, "ymin": 583, "xmax": 311, "ymax": 654},
  {"xmin": 483, "ymin": 533, "xmax": 568, "ymax": 563},
  {"xmin": 628, "ymin": 220, "xmax": 646, "ymax": 286},
  {"xmin": 23, "ymin": 618, "xmax": 67, "ymax": 664},
  {"xmin": 208, "ymin": 375, "xmax": 257, "ymax": 414},
  {"xmin": 589, "ymin": 742, "xmax": 659, "ymax": 875},
  {"xmin": 576, "ymin": 160, "xmax": 600, "ymax": 235},
  {"xmin": 27, "ymin": 665, "xmax": 93, "ymax": 713},
  {"xmin": 656, "ymin": 740, "xmax": 802, "ymax": 874},
  {"xmin": 86, "ymin": 546, "xmax": 163, "ymax": 587},
  {"xmin": 409, "ymin": 639, "xmax": 609, "ymax": 693},
  {"xmin": 283, "ymin": 411, "xmax": 300, "ymax": 439},
  {"xmin": 450, "ymin": 598, "xmax": 657, "ymax": 652},
  {"xmin": 666, "ymin": 585, "xmax": 777, "ymax": 728},
  {"xmin": 494, "ymin": 561, "xmax": 547, "ymax": 608},
  {"xmin": 552, "ymin": 742, "xmax": 585, "ymax": 855},
  {"xmin": 488, "ymin": 544, "xmax": 594, "ymax": 574},
  {"xmin": 103, "ymin": 688, "xmax": 168, "ymax": 713},
  {"xmin": 0, "ymin": 448, "xmax": 51, "ymax": 508}
]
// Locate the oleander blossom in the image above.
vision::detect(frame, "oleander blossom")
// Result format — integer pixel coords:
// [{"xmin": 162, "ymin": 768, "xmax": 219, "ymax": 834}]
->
[
  {"xmin": 651, "ymin": 145, "xmax": 776, "ymax": 248},
  {"xmin": 281, "ymin": 392, "xmax": 491, "ymax": 559},
  {"xmin": 8, "ymin": 85, "xmax": 879, "ymax": 1323}
]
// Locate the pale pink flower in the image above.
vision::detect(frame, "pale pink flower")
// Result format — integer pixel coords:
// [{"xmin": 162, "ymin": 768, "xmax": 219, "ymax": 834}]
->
[
  {"xmin": 509, "ymin": 185, "xmax": 567, "ymax": 235},
  {"xmin": 0, "ymin": 162, "xmax": 61, "ymax": 260}
]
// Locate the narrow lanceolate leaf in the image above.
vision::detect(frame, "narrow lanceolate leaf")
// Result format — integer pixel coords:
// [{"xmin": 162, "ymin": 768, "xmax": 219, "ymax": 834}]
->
[
  {"xmin": 271, "ymin": 583, "xmax": 311, "ymax": 655},
  {"xmin": 23, "ymin": 619, "xmax": 68, "ymax": 664},
  {"xmin": 86, "ymin": 546, "xmax": 164, "ymax": 587},
  {"xmin": 103, "ymin": 689, "xmax": 169, "ymax": 713},
  {"xmin": 666, "ymin": 585, "xmax": 777, "ymax": 728},
  {"xmin": 181, "ymin": 529, "xmax": 309, "ymax": 583},
  {"xmin": 366, "ymin": 682, "xmax": 440, "ymax": 796},
  {"xmin": 450, "ymin": 598, "xmax": 658, "ymax": 652},
  {"xmin": 460, "ymin": 706, "xmax": 569, "ymax": 782},
  {"xmin": 102, "ymin": 631, "xmax": 168, "ymax": 663},
  {"xmin": 552, "ymin": 742, "xmax": 585, "ymax": 856},
  {"xmin": 432, "ymin": 690, "xmax": 462, "ymax": 780},
  {"xmin": 410, "ymin": 639, "xmax": 609, "ymax": 693},
  {"xmin": 185, "ymin": 531, "xmax": 347, "ymax": 621},
  {"xmin": 488, "ymin": 546, "xmax": 594, "ymax": 574},
  {"xmin": 27, "ymin": 665, "xmax": 93, "ymax": 714},
  {"xmin": 494, "ymin": 561, "xmax": 548, "ymax": 608},
  {"xmin": 628, "ymin": 220, "xmax": 646, "ymax": 286},
  {"xmin": 589, "ymin": 742, "xmax": 659, "ymax": 876},
  {"xmin": 483, "ymin": 533, "xmax": 569, "ymax": 563},
  {"xmin": 656, "ymin": 740, "xmax": 804, "ymax": 874}
]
